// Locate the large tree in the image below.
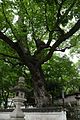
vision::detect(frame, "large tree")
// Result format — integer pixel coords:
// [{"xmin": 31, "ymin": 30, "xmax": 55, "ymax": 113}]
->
[{"xmin": 0, "ymin": 0, "xmax": 80, "ymax": 107}]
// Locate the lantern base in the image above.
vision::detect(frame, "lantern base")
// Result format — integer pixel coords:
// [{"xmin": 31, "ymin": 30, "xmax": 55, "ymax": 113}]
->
[{"xmin": 10, "ymin": 97, "xmax": 26, "ymax": 120}]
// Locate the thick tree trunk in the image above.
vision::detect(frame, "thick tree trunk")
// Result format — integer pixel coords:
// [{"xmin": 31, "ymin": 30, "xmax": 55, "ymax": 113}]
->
[{"xmin": 29, "ymin": 65, "xmax": 52, "ymax": 107}]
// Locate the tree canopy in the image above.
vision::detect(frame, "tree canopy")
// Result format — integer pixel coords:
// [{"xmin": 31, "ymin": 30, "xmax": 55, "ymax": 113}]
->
[{"xmin": 0, "ymin": 0, "xmax": 80, "ymax": 107}]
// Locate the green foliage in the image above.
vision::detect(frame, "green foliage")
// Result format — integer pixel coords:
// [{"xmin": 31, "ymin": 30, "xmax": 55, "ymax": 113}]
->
[
  {"xmin": 0, "ymin": 58, "xmax": 33, "ymax": 108},
  {"xmin": 0, "ymin": 0, "xmax": 80, "ymax": 61},
  {"xmin": 43, "ymin": 54, "xmax": 80, "ymax": 98}
]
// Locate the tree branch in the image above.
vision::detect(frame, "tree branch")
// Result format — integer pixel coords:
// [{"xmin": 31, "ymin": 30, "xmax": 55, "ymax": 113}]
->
[
  {"xmin": 46, "ymin": 31, "xmax": 53, "ymax": 46},
  {"xmin": 31, "ymin": 20, "xmax": 37, "ymax": 43},
  {"xmin": 0, "ymin": 58, "xmax": 22, "ymax": 68},
  {"xmin": 44, "ymin": 3, "xmax": 50, "ymax": 31},
  {"xmin": 40, "ymin": 19, "xmax": 80, "ymax": 64},
  {"xmin": 56, "ymin": 0, "xmax": 64, "ymax": 24},
  {"xmin": 0, "ymin": 31, "xmax": 27, "ymax": 59},
  {"xmin": 0, "ymin": 31, "xmax": 37, "ymax": 66},
  {"xmin": 45, "ymin": 1, "xmax": 65, "ymax": 46},
  {"xmin": 63, "ymin": 19, "xmax": 80, "ymax": 40},
  {"xmin": 60, "ymin": 0, "xmax": 76, "ymax": 23},
  {"xmin": 50, "ymin": 19, "xmax": 80, "ymax": 55},
  {"xmin": 0, "ymin": 31, "xmax": 16, "ymax": 49},
  {"xmin": 20, "ymin": 0, "xmax": 38, "ymax": 51},
  {"xmin": 55, "ymin": 45, "xmax": 73, "ymax": 52}
]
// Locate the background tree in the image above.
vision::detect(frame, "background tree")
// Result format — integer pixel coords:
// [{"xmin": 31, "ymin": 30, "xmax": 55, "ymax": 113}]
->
[
  {"xmin": 43, "ymin": 54, "xmax": 80, "ymax": 102},
  {"xmin": 0, "ymin": 60, "xmax": 19, "ymax": 108},
  {"xmin": 0, "ymin": 0, "xmax": 80, "ymax": 107}
]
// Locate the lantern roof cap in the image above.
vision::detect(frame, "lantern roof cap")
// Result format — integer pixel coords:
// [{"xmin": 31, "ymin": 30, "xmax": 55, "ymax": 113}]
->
[{"xmin": 12, "ymin": 77, "xmax": 27, "ymax": 92}]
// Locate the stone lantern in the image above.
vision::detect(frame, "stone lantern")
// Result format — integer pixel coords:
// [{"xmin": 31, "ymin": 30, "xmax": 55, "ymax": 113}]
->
[
  {"xmin": 10, "ymin": 77, "xmax": 26, "ymax": 120},
  {"xmin": 14, "ymin": 77, "xmax": 26, "ymax": 98}
]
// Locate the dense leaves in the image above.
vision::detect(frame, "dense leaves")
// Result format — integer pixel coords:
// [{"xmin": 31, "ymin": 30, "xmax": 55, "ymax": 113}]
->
[{"xmin": 43, "ymin": 55, "xmax": 80, "ymax": 99}]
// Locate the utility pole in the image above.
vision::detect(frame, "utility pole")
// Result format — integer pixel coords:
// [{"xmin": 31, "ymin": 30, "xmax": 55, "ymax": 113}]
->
[{"xmin": 62, "ymin": 90, "xmax": 65, "ymax": 111}]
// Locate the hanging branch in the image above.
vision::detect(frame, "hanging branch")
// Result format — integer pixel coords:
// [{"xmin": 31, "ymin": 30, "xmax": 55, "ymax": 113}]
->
[
  {"xmin": 0, "ymin": 55, "xmax": 23, "ymax": 68},
  {"xmin": 3, "ymin": 58, "xmax": 22, "ymax": 67},
  {"xmin": 0, "ymin": 52, "xmax": 19, "ymax": 60}
]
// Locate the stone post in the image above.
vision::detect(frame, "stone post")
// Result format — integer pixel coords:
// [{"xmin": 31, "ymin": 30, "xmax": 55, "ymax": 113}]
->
[{"xmin": 10, "ymin": 77, "xmax": 26, "ymax": 120}]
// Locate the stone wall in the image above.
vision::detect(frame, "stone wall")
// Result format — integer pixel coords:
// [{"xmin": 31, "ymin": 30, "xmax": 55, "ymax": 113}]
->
[
  {"xmin": 0, "ymin": 107, "xmax": 80, "ymax": 120},
  {"xmin": 0, "ymin": 108, "xmax": 66, "ymax": 120}
]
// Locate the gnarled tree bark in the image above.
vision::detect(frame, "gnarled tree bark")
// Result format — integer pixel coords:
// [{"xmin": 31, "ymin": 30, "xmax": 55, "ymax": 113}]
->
[{"xmin": 29, "ymin": 64, "xmax": 52, "ymax": 107}]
